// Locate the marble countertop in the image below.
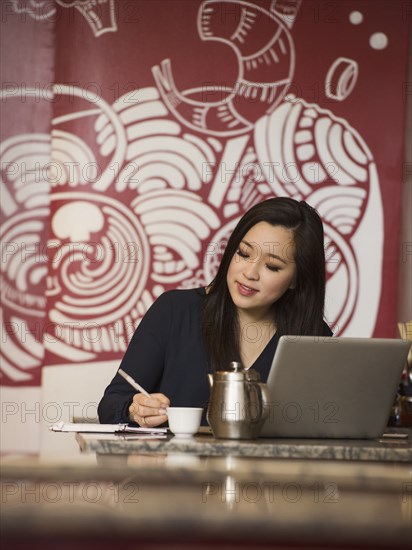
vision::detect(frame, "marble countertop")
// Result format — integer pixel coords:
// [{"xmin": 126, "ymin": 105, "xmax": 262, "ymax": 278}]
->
[
  {"xmin": 74, "ymin": 429, "xmax": 412, "ymax": 462},
  {"xmin": 1, "ymin": 452, "xmax": 411, "ymax": 549},
  {"xmin": 2, "ymin": 429, "xmax": 411, "ymax": 547}
]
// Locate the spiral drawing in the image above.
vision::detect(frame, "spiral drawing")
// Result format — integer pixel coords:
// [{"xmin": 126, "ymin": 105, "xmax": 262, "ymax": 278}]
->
[
  {"xmin": 1, "ymin": 134, "xmax": 51, "ymax": 382},
  {"xmin": 1, "ymin": 0, "xmax": 386, "ymax": 383}
]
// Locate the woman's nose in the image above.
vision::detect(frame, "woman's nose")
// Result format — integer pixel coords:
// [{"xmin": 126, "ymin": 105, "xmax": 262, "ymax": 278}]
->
[{"xmin": 243, "ymin": 260, "xmax": 259, "ymax": 280}]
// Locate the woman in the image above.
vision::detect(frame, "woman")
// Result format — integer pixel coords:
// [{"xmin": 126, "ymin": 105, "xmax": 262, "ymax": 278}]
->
[{"xmin": 98, "ymin": 197, "xmax": 332, "ymax": 427}]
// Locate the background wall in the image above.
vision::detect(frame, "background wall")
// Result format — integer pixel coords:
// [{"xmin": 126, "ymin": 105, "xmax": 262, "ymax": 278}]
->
[
  {"xmin": 1, "ymin": 0, "xmax": 410, "ymax": 453},
  {"xmin": 398, "ymin": 21, "xmax": 411, "ymax": 324}
]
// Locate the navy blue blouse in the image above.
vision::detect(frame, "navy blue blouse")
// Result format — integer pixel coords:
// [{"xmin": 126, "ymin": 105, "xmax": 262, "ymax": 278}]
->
[{"xmin": 98, "ymin": 287, "xmax": 332, "ymax": 424}]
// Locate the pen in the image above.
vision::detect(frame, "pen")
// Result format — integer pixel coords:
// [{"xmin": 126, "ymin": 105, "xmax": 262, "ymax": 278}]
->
[{"xmin": 118, "ymin": 368, "xmax": 151, "ymax": 398}]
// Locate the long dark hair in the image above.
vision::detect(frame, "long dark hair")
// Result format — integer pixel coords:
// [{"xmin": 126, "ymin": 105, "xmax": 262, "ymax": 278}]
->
[{"xmin": 202, "ymin": 197, "xmax": 327, "ymax": 371}]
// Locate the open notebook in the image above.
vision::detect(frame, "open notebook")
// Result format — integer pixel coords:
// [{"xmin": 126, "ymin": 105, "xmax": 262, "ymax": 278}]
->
[
  {"xmin": 49, "ymin": 422, "xmax": 167, "ymax": 438},
  {"xmin": 260, "ymin": 336, "xmax": 409, "ymax": 439}
]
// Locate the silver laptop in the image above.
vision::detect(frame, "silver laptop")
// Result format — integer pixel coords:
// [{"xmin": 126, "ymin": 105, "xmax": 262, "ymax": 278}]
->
[{"xmin": 260, "ymin": 336, "xmax": 409, "ymax": 439}]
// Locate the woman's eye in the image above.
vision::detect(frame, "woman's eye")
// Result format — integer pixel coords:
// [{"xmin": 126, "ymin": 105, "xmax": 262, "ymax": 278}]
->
[
  {"xmin": 236, "ymin": 249, "xmax": 249, "ymax": 259},
  {"xmin": 266, "ymin": 264, "xmax": 280, "ymax": 272}
]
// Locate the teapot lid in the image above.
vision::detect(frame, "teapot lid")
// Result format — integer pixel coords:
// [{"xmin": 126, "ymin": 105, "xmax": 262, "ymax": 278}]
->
[
  {"xmin": 228, "ymin": 361, "xmax": 243, "ymax": 372},
  {"xmin": 214, "ymin": 361, "xmax": 261, "ymax": 381}
]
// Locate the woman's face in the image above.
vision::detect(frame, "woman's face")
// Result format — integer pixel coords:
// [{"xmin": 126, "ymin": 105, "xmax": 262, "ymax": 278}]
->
[{"xmin": 226, "ymin": 221, "xmax": 297, "ymax": 322}]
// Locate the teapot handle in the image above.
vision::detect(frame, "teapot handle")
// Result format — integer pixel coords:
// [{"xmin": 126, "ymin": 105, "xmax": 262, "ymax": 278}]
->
[
  {"xmin": 247, "ymin": 382, "xmax": 269, "ymax": 422},
  {"xmin": 259, "ymin": 382, "xmax": 270, "ymax": 421}
]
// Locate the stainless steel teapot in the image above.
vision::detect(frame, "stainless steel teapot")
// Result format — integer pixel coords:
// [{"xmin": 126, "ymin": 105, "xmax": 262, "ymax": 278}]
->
[{"xmin": 206, "ymin": 361, "xmax": 269, "ymax": 439}]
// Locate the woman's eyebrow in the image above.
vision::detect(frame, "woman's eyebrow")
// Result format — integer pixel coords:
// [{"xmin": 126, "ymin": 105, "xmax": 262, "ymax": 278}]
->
[{"xmin": 241, "ymin": 239, "xmax": 287, "ymax": 264}]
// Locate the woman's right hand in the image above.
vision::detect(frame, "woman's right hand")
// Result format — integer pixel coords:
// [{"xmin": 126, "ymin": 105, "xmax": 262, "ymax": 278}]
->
[{"xmin": 129, "ymin": 393, "xmax": 170, "ymax": 427}]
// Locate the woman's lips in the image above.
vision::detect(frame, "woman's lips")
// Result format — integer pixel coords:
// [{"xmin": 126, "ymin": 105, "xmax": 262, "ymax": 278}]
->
[{"xmin": 236, "ymin": 282, "xmax": 258, "ymax": 296}]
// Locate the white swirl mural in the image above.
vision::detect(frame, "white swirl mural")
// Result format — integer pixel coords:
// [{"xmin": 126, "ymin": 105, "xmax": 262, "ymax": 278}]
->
[
  {"xmin": 153, "ymin": 0, "xmax": 295, "ymax": 137},
  {"xmin": 1, "ymin": 0, "xmax": 394, "ymax": 384},
  {"xmin": 10, "ymin": 0, "xmax": 117, "ymax": 36},
  {"xmin": 0, "ymin": 134, "xmax": 51, "ymax": 381}
]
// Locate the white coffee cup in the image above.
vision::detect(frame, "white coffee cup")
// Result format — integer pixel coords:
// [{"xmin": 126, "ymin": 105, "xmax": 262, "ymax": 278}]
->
[{"xmin": 166, "ymin": 407, "xmax": 203, "ymax": 438}]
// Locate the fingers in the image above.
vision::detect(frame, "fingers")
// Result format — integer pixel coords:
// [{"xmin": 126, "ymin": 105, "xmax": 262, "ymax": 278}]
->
[
  {"xmin": 129, "ymin": 392, "xmax": 170, "ymax": 427},
  {"xmin": 139, "ymin": 413, "xmax": 168, "ymax": 428}
]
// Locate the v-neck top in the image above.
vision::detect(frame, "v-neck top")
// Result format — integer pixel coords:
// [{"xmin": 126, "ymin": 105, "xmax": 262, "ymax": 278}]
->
[{"xmin": 98, "ymin": 287, "xmax": 332, "ymax": 424}]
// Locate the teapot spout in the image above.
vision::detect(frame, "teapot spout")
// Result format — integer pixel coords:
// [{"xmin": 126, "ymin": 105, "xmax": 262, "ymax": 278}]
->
[{"xmin": 207, "ymin": 373, "xmax": 214, "ymax": 388}]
